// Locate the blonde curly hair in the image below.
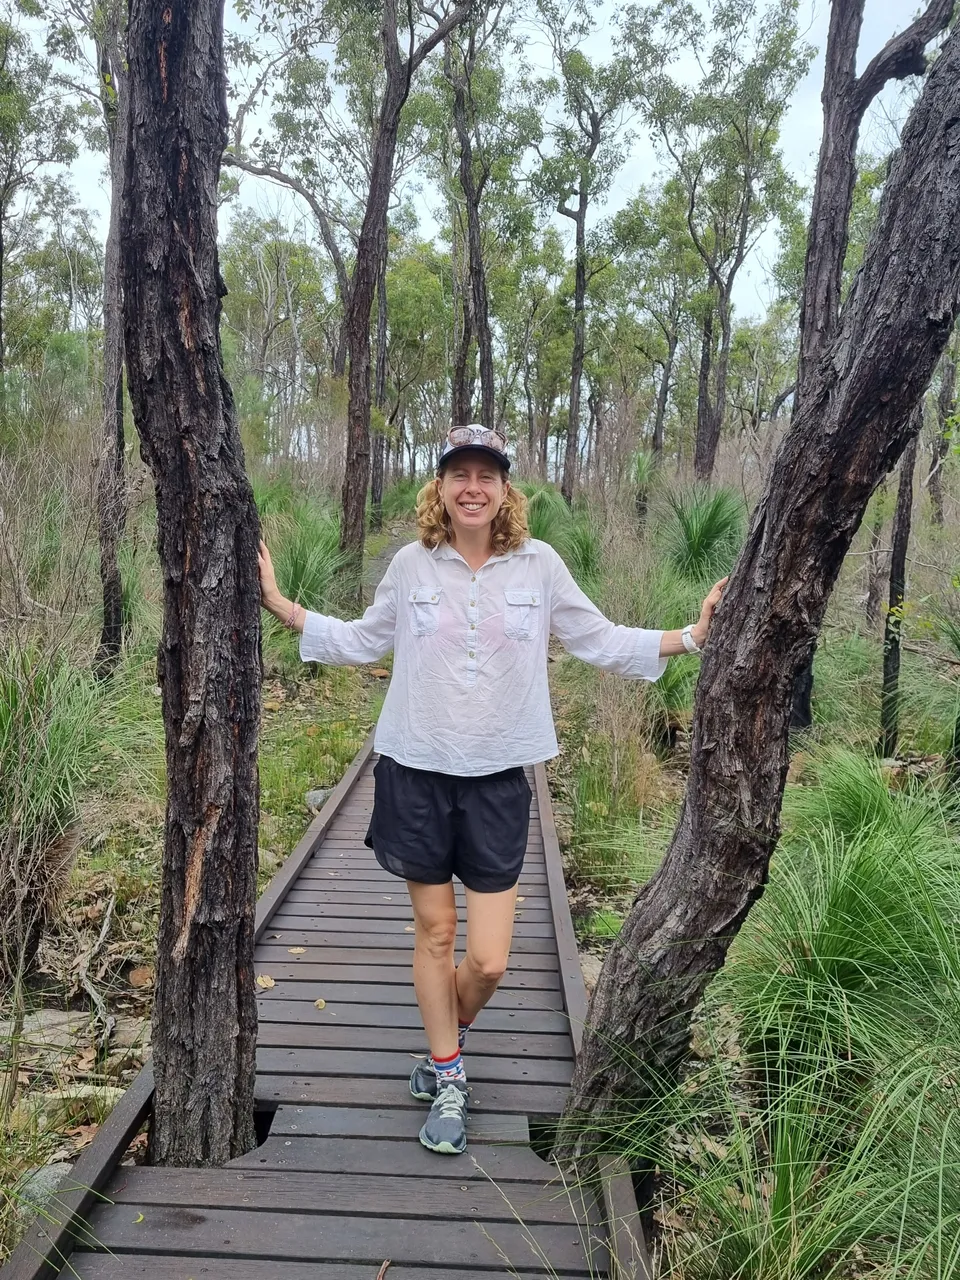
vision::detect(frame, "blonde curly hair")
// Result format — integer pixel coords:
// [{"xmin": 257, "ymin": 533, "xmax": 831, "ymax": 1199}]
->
[{"xmin": 417, "ymin": 473, "xmax": 530, "ymax": 555}]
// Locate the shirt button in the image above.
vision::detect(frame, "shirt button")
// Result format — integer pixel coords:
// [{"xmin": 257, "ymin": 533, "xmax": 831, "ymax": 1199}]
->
[
  {"xmin": 471, "ymin": 575, "xmax": 476, "ymax": 582},
  {"xmin": 470, "ymin": 601, "xmax": 476, "ymax": 607},
  {"xmin": 468, "ymin": 650, "xmax": 475, "ymax": 658},
  {"xmin": 470, "ymin": 623, "xmax": 475, "ymax": 630}
]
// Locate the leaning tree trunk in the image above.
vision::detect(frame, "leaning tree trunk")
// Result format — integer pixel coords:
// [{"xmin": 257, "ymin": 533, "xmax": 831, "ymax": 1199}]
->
[
  {"xmin": 694, "ymin": 305, "xmax": 716, "ymax": 481},
  {"xmin": 122, "ymin": 0, "xmax": 261, "ymax": 1166},
  {"xmin": 878, "ymin": 426, "xmax": 919, "ymax": 760},
  {"xmin": 94, "ymin": 16, "xmax": 129, "ymax": 678},
  {"xmin": 557, "ymin": 24, "xmax": 960, "ymax": 1163}
]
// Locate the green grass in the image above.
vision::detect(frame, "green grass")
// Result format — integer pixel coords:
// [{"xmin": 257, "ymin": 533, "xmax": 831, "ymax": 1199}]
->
[{"xmin": 657, "ymin": 485, "xmax": 746, "ymax": 584}]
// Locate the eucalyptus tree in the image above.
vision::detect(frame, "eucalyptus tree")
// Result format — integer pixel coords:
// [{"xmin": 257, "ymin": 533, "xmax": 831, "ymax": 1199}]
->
[
  {"xmin": 533, "ymin": 0, "xmax": 635, "ymax": 502},
  {"xmin": 621, "ymin": 0, "xmax": 810, "ymax": 481},
  {"xmin": 122, "ymin": 0, "xmax": 262, "ymax": 1163},
  {"xmin": 42, "ymin": 0, "xmax": 129, "ymax": 672},
  {"xmin": 928, "ymin": 333, "xmax": 958, "ymax": 527},
  {"xmin": 560, "ymin": 5, "xmax": 960, "ymax": 1167}
]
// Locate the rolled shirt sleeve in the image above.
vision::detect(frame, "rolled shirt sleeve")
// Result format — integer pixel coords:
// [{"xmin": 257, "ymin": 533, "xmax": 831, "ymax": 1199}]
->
[
  {"xmin": 299, "ymin": 560, "xmax": 398, "ymax": 666},
  {"xmin": 547, "ymin": 550, "xmax": 667, "ymax": 681}
]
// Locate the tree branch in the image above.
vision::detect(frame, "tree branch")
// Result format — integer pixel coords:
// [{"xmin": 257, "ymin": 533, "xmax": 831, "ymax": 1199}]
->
[{"xmin": 853, "ymin": 0, "xmax": 954, "ymax": 120}]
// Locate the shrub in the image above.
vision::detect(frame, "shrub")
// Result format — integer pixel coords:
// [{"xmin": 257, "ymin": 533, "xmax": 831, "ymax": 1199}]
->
[{"xmin": 659, "ymin": 485, "xmax": 746, "ymax": 583}]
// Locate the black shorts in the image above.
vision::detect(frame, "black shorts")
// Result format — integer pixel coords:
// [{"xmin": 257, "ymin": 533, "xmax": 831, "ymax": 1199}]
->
[{"xmin": 365, "ymin": 755, "xmax": 532, "ymax": 893}]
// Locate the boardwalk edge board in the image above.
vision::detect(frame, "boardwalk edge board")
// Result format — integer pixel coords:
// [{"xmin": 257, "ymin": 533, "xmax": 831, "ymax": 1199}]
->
[{"xmin": 2, "ymin": 734, "xmax": 652, "ymax": 1280}]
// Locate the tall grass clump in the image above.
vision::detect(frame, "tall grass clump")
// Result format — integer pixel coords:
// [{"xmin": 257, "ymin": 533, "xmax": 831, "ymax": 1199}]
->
[
  {"xmin": 261, "ymin": 503, "xmax": 346, "ymax": 614},
  {"xmin": 379, "ymin": 476, "xmax": 421, "ymax": 522},
  {"xmin": 723, "ymin": 747, "xmax": 960, "ymax": 1072},
  {"xmin": 658, "ymin": 485, "xmax": 746, "ymax": 583},
  {"xmin": 0, "ymin": 646, "xmax": 101, "ymax": 988}
]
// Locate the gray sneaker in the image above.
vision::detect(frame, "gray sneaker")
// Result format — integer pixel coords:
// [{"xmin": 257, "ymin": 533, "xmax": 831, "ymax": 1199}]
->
[
  {"xmin": 419, "ymin": 1080, "xmax": 469, "ymax": 1155},
  {"xmin": 409, "ymin": 1058, "xmax": 438, "ymax": 1101}
]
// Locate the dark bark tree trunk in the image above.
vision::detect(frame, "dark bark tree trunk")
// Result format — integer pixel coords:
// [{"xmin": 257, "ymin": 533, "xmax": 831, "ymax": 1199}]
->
[
  {"xmin": 558, "ymin": 20, "xmax": 960, "ymax": 1164},
  {"xmin": 928, "ymin": 344, "xmax": 956, "ymax": 526},
  {"xmin": 878, "ymin": 425, "xmax": 920, "ymax": 759},
  {"xmin": 122, "ymin": 0, "xmax": 261, "ymax": 1165},
  {"xmin": 790, "ymin": 0, "xmax": 951, "ymax": 731},
  {"xmin": 560, "ymin": 113, "xmax": 601, "ymax": 505},
  {"xmin": 652, "ymin": 330, "xmax": 678, "ymax": 459},
  {"xmin": 370, "ymin": 261, "xmax": 388, "ymax": 533},
  {"xmin": 95, "ymin": 9, "xmax": 129, "ymax": 678},
  {"xmin": 864, "ymin": 484, "xmax": 887, "ymax": 630},
  {"xmin": 694, "ymin": 305, "xmax": 716, "ymax": 480},
  {"xmin": 447, "ymin": 38, "xmax": 495, "ymax": 429},
  {"xmin": 452, "ymin": 288, "xmax": 473, "ymax": 426},
  {"xmin": 340, "ymin": 0, "xmax": 470, "ymax": 572}
]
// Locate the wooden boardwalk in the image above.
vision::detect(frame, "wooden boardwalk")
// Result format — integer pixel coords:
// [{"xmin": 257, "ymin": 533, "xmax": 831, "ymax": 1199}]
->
[{"xmin": 5, "ymin": 736, "xmax": 649, "ymax": 1280}]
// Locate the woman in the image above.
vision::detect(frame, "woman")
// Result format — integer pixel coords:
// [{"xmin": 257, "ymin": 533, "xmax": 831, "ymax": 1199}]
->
[{"xmin": 258, "ymin": 424, "xmax": 726, "ymax": 1156}]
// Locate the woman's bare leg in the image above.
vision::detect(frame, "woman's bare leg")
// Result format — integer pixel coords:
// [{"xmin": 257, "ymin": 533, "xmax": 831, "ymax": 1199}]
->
[
  {"xmin": 456, "ymin": 884, "xmax": 518, "ymax": 1024},
  {"xmin": 406, "ymin": 880, "xmax": 459, "ymax": 1061}
]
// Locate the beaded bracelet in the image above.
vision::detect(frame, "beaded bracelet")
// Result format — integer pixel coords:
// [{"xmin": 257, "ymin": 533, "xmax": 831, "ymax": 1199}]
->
[{"xmin": 285, "ymin": 600, "xmax": 301, "ymax": 630}]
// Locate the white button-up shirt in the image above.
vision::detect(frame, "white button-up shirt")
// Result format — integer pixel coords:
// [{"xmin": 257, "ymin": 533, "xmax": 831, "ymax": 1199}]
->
[{"xmin": 300, "ymin": 538, "xmax": 666, "ymax": 776}]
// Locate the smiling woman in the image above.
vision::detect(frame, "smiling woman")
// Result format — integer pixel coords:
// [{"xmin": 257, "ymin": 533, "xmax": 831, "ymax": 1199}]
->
[{"xmin": 257, "ymin": 422, "xmax": 726, "ymax": 1159}]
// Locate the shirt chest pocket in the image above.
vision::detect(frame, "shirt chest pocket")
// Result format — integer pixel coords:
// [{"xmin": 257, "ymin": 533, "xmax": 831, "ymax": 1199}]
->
[
  {"xmin": 503, "ymin": 588, "xmax": 542, "ymax": 641},
  {"xmin": 408, "ymin": 585, "xmax": 443, "ymax": 636}
]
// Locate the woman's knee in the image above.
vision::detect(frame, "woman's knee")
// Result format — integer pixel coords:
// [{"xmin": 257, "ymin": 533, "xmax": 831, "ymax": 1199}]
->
[
  {"xmin": 416, "ymin": 911, "xmax": 458, "ymax": 956},
  {"xmin": 467, "ymin": 951, "xmax": 508, "ymax": 985}
]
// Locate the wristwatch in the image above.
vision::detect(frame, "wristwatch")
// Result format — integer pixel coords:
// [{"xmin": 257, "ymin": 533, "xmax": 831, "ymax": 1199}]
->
[{"xmin": 681, "ymin": 624, "xmax": 703, "ymax": 654}]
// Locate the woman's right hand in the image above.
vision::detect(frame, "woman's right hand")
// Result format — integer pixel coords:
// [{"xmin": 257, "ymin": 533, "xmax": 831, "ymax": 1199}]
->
[{"xmin": 258, "ymin": 540, "xmax": 281, "ymax": 610}]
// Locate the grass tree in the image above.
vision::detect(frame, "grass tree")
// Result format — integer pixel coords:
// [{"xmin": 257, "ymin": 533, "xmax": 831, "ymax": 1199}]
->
[
  {"xmin": 122, "ymin": 0, "xmax": 262, "ymax": 1165},
  {"xmin": 557, "ymin": 14, "xmax": 960, "ymax": 1168}
]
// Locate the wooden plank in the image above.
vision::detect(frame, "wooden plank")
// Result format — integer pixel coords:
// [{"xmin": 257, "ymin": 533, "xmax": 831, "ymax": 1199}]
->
[
  {"xmin": 254, "ymin": 1021, "xmax": 574, "ymax": 1061},
  {"xmin": 59, "ymin": 1258, "xmax": 598, "ymax": 1280},
  {"xmin": 599, "ymin": 1155, "xmax": 653, "ymax": 1280},
  {"xmin": 254, "ymin": 1074, "xmax": 570, "ymax": 1115},
  {"xmin": 256, "ymin": 929, "xmax": 557, "ymax": 953},
  {"xmin": 249, "ymin": 961, "xmax": 560, "ymax": 990},
  {"xmin": 252, "ymin": 944, "xmax": 560, "ymax": 971},
  {"xmin": 228, "ymin": 1135, "xmax": 560, "ymax": 1180},
  {"xmin": 254, "ymin": 980, "xmax": 563, "ymax": 1011},
  {"xmin": 534, "ymin": 761, "xmax": 588, "ymax": 1055},
  {"xmin": 251, "ymin": 1000, "xmax": 570, "ymax": 1034},
  {"xmin": 1, "ymin": 1066, "xmax": 155, "ymax": 1280},
  {"xmin": 268, "ymin": 914, "xmax": 557, "ymax": 938},
  {"xmin": 255, "ymin": 1047, "xmax": 573, "ymax": 1085},
  {"xmin": 254, "ymin": 732, "xmax": 375, "ymax": 940},
  {"xmin": 296, "ymin": 872, "xmax": 550, "ymax": 890},
  {"xmin": 268, "ymin": 1104, "xmax": 529, "ymax": 1143},
  {"xmin": 75, "ymin": 1203, "xmax": 606, "ymax": 1274},
  {"xmin": 98, "ymin": 1165, "xmax": 594, "ymax": 1226},
  {"xmin": 274, "ymin": 899, "xmax": 554, "ymax": 924}
]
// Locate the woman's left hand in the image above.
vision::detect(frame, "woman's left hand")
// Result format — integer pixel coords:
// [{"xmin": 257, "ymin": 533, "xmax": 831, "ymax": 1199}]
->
[{"xmin": 693, "ymin": 577, "xmax": 729, "ymax": 648}]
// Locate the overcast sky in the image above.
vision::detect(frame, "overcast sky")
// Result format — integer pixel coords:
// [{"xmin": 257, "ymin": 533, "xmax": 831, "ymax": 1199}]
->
[{"xmin": 65, "ymin": 0, "xmax": 928, "ymax": 319}]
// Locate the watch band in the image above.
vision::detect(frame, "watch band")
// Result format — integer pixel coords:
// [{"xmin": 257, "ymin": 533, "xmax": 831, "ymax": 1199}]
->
[{"xmin": 681, "ymin": 624, "xmax": 703, "ymax": 654}]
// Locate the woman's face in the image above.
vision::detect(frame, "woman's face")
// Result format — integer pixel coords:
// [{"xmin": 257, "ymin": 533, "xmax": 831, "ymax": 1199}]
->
[{"xmin": 438, "ymin": 452, "xmax": 509, "ymax": 539}]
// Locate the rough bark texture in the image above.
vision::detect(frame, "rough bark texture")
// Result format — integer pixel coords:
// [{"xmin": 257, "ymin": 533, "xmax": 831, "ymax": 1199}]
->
[
  {"xmin": 694, "ymin": 305, "xmax": 716, "ymax": 479},
  {"xmin": 558, "ymin": 22, "xmax": 960, "ymax": 1163},
  {"xmin": 864, "ymin": 485, "xmax": 887, "ymax": 630},
  {"xmin": 879, "ymin": 427, "xmax": 919, "ymax": 759},
  {"xmin": 95, "ymin": 8, "xmax": 129, "ymax": 677},
  {"xmin": 122, "ymin": 0, "xmax": 261, "ymax": 1165},
  {"xmin": 560, "ymin": 112, "xmax": 600, "ymax": 504},
  {"xmin": 340, "ymin": 0, "xmax": 470, "ymax": 569},
  {"xmin": 928, "ymin": 345, "xmax": 956, "ymax": 526},
  {"xmin": 452, "ymin": 285, "xmax": 474, "ymax": 426},
  {"xmin": 370, "ymin": 262, "xmax": 388, "ymax": 533}
]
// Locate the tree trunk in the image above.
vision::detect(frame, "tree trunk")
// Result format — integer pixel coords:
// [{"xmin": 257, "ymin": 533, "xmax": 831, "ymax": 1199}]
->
[
  {"xmin": 95, "ymin": 14, "xmax": 129, "ymax": 678},
  {"xmin": 864, "ymin": 485, "xmax": 887, "ymax": 630},
  {"xmin": 561, "ymin": 197, "xmax": 589, "ymax": 505},
  {"xmin": 694, "ymin": 306, "xmax": 716, "ymax": 480},
  {"xmin": 652, "ymin": 330, "xmax": 677, "ymax": 458},
  {"xmin": 928, "ymin": 345, "xmax": 955, "ymax": 525},
  {"xmin": 371, "ymin": 261, "xmax": 388, "ymax": 533},
  {"xmin": 879, "ymin": 426, "xmax": 919, "ymax": 759},
  {"xmin": 340, "ymin": 0, "xmax": 470, "ymax": 571},
  {"xmin": 452, "ymin": 288, "xmax": 473, "ymax": 425},
  {"xmin": 448, "ymin": 42, "xmax": 495, "ymax": 429},
  {"xmin": 122, "ymin": 0, "xmax": 261, "ymax": 1166},
  {"xmin": 558, "ymin": 24, "xmax": 960, "ymax": 1164}
]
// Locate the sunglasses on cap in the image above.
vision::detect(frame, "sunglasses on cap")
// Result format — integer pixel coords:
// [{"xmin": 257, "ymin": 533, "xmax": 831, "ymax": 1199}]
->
[{"xmin": 447, "ymin": 425, "xmax": 508, "ymax": 452}]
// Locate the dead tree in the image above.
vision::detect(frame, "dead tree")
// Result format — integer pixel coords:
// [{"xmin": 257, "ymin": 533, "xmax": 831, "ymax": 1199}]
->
[
  {"xmin": 122, "ymin": 0, "xmax": 262, "ymax": 1165},
  {"xmin": 558, "ymin": 14, "xmax": 960, "ymax": 1163}
]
